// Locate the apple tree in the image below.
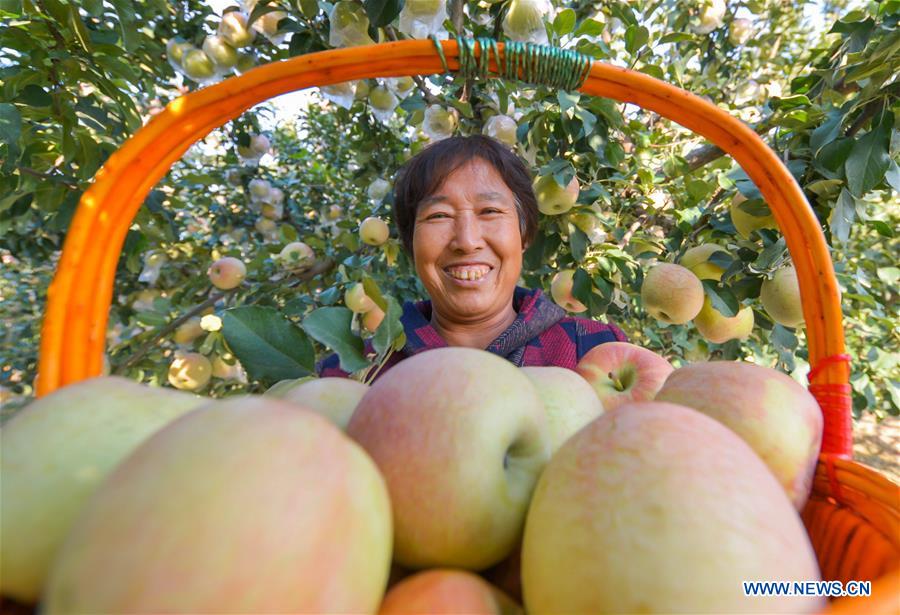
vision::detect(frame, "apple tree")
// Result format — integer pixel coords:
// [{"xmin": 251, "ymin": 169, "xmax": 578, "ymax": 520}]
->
[{"xmin": 1, "ymin": 0, "xmax": 897, "ymax": 421}]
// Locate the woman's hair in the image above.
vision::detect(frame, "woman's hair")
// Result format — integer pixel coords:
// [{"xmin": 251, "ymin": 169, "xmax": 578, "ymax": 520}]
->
[{"xmin": 391, "ymin": 134, "xmax": 539, "ymax": 258}]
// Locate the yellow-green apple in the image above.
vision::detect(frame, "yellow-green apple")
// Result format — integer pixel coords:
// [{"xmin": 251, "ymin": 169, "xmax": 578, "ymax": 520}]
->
[
  {"xmin": 210, "ymin": 354, "xmax": 246, "ymax": 382},
  {"xmin": 248, "ymin": 177, "xmax": 272, "ymax": 199},
  {"xmin": 574, "ymin": 341, "xmax": 673, "ymax": 410},
  {"xmin": 693, "ymin": 298, "xmax": 755, "ymax": 344},
  {"xmin": 264, "ymin": 376, "xmax": 368, "ymax": 431},
  {"xmin": 424, "ymin": 105, "xmax": 459, "ymax": 140},
  {"xmin": 42, "ymin": 397, "xmax": 392, "ymax": 614},
  {"xmin": 261, "ymin": 202, "xmax": 283, "ymax": 220},
  {"xmin": 362, "ymin": 304, "xmax": 386, "ymax": 332},
  {"xmin": 255, "ymin": 216, "xmax": 277, "ymax": 236},
  {"xmin": 691, "ymin": 0, "xmax": 726, "ymax": 34},
  {"xmin": 680, "ymin": 244, "xmax": 730, "ymax": 281},
  {"xmin": 235, "ymin": 51, "xmax": 256, "ymax": 73},
  {"xmin": 327, "ymin": 204, "xmax": 344, "ymax": 219},
  {"xmin": 345, "ymin": 282, "xmax": 376, "ymax": 313},
  {"xmin": 730, "ymin": 192, "xmax": 777, "ymax": 239},
  {"xmin": 201, "ymin": 35, "xmax": 238, "ymax": 70},
  {"xmin": 503, "ymin": 0, "xmax": 552, "ymax": 43},
  {"xmin": 131, "ymin": 288, "xmax": 161, "ymax": 311},
  {"xmin": 549, "ymin": 269, "xmax": 587, "ymax": 313},
  {"xmin": 521, "ymin": 402, "xmax": 824, "ymax": 614},
  {"xmin": 354, "ymin": 79, "xmax": 371, "ymax": 100},
  {"xmin": 167, "ymin": 352, "xmax": 212, "ymax": 391},
  {"xmin": 729, "ymin": 17, "xmax": 753, "ymax": 45},
  {"xmin": 347, "ymin": 347, "xmax": 549, "ymax": 570},
  {"xmin": 267, "ymin": 186, "xmax": 285, "ymax": 205},
  {"xmin": 249, "ymin": 134, "xmax": 270, "ymax": 155},
  {"xmin": 369, "ymin": 86, "xmax": 398, "ymax": 113},
  {"xmin": 520, "ymin": 367, "xmax": 603, "ymax": 455},
  {"xmin": 181, "ymin": 49, "xmax": 216, "ymax": 80},
  {"xmin": 656, "ymin": 361, "xmax": 823, "ymax": 509},
  {"xmin": 218, "ymin": 10, "xmax": 255, "ymax": 48},
  {"xmin": 165, "ymin": 38, "xmax": 194, "ymax": 68},
  {"xmin": 402, "ymin": 0, "xmax": 444, "ymax": 16},
  {"xmin": 360, "ymin": 216, "xmax": 390, "ymax": 246},
  {"xmin": 253, "ymin": 10, "xmax": 287, "ymax": 42},
  {"xmin": 483, "ymin": 114, "xmax": 518, "ymax": 146},
  {"xmin": 640, "ymin": 262, "xmax": 704, "ymax": 324},
  {"xmin": 207, "ymin": 256, "xmax": 246, "ymax": 289},
  {"xmin": 380, "ymin": 569, "xmax": 523, "ymax": 615},
  {"xmin": 533, "ymin": 174, "xmax": 579, "ymax": 215},
  {"xmin": 0, "ymin": 377, "xmax": 208, "ymax": 603},
  {"xmin": 387, "ymin": 76, "xmax": 416, "ymax": 97},
  {"xmin": 278, "ymin": 241, "xmax": 315, "ymax": 270},
  {"xmin": 173, "ymin": 316, "xmax": 204, "ymax": 346},
  {"xmin": 329, "ymin": 1, "xmax": 376, "ymax": 47},
  {"xmin": 760, "ymin": 264, "xmax": 804, "ymax": 327}
]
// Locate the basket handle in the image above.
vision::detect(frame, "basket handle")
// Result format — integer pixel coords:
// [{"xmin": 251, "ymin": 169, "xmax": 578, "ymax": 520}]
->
[{"xmin": 35, "ymin": 39, "xmax": 852, "ymax": 456}]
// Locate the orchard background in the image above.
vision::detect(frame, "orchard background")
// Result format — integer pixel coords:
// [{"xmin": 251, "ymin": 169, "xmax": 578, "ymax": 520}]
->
[{"xmin": 0, "ymin": 0, "xmax": 897, "ymax": 474}]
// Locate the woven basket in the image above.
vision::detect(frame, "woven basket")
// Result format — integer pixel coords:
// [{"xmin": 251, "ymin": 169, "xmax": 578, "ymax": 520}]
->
[{"xmin": 33, "ymin": 39, "xmax": 900, "ymax": 612}]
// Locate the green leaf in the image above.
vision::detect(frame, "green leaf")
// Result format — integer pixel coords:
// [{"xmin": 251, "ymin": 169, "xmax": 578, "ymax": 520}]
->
[
  {"xmin": 109, "ymin": 0, "xmax": 138, "ymax": 51},
  {"xmin": 829, "ymin": 189, "xmax": 857, "ymax": 244},
  {"xmin": 372, "ymin": 294, "xmax": 403, "ymax": 355},
  {"xmin": 573, "ymin": 18, "xmax": 604, "ymax": 37},
  {"xmin": 702, "ymin": 280, "xmax": 739, "ymax": 318},
  {"xmin": 845, "ymin": 115, "xmax": 892, "ymax": 196},
  {"xmin": 553, "ymin": 9, "xmax": 576, "ymax": 35},
  {"xmin": 19, "ymin": 84, "xmax": 52, "ymax": 107},
  {"xmin": 0, "ymin": 103, "xmax": 21, "ymax": 171},
  {"xmin": 557, "ymin": 90, "xmax": 579, "ymax": 114},
  {"xmin": 753, "ymin": 236, "xmax": 787, "ymax": 270},
  {"xmin": 301, "ymin": 306, "xmax": 370, "ymax": 374},
  {"xmin": 364, "ymin": 0, "xmax": 401, "ymax": 27},
  {"xmin": 624, "ymin": 24, "xmax": 649, "ymax": 55},
  {"xmin": 222, "ymin": 306, "xmax": 316, "ymax": 382},
  {"xmin": 886, "ymin": 160, "xmax": 900, "ymax": 193},
  {"xmin": 816, "ymin": 137, "xmax": 853, "ymax": 173},
  {"xmin": 769, "ymin": 95, "xmax": 811, "ymax": 111},
  {"xmin": 571, "ymin": 268, "xmax": 592, "ymax": 307},
  {"xmin": 809, "ymin": 110, "xmax": 842, "ymax": 154},
  {"xmin": 569, "ymin": 226, "xmax": 588, "ymax": 262}
]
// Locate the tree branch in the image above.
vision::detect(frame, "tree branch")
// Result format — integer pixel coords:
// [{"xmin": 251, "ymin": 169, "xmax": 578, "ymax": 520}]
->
[
  {"xmin": 17, "ymin": 166, "xmax": 80, "ymax": 190},
  {"xmin": 655, "ymin": 116, "xmax": 775, "ymax": 176},
  {"xmin": 113, "ymin": 258, "xmax": 336, "ymax": 374}
]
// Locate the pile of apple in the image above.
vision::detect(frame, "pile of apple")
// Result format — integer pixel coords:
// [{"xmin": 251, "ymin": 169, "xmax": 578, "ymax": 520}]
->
[{"xmin": 1, "ymin": 339, "xmax": 828, "ymax": 613}]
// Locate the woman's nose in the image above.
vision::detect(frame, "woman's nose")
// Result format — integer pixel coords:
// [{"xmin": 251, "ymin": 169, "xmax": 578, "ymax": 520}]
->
[{"xmin": 450, "ymin": 213, "xmax": 485, "ymax": 251}]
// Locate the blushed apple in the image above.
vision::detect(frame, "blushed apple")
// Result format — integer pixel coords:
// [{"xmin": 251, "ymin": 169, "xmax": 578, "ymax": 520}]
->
[
  {"xmin": 207, "ymin": 256, "xmax": 246, "ymax": 289},
  {"xmin": 640, "ymin": 262, "xmax": 704, "ymax": 324},
  {"xmin": 693, "ymin": 298, "xmax": 755, "ymax": 344},
  {"xmin": 347, "ymin": 347, "xmax": 549, "ymax": 570},
  {"xmin": 575, "ymin": 341, "xmax": 673, "ymax": 410},
  {"xmin": 549, "ymin": 269, "xmax": 587, "ymax": 313},
  {"xmin": 656, "ymin": 361, "xmax": 823, "ymax": 509},
  {"xmin": 380, "ymin": 569, "xmax": 523, "ymax": 615},
  {"xmin": 520, "ymin": 366, "xmax": 603, "ymax": 455},
  {"xmin": 760, "ymin": 264, "xmax": 804, "ymax": 327},
  {"xmin": 345, "ymin": 282, "xmax": 376, "ymax": 313}
]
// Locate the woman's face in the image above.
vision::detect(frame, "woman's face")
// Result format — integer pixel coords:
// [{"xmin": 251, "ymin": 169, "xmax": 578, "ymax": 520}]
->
[{"xmin": 412, "ymin": 158, "xmax": 524, "ymax": 324}]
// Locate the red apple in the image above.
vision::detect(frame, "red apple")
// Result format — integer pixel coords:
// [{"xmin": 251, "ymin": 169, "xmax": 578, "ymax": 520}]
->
[
  {"xmin": 575, "ymin": 342, "xmax": 673, "ymax": 410},
  {"xmin": 379, "ymin": 569, "xmax": 522, "ymax": 614}
]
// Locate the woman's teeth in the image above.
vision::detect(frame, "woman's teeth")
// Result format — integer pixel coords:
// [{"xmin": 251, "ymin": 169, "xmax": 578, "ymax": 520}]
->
[{"xmin": 446, "ymin": 266, "xmax": 490, "ymax": 281}]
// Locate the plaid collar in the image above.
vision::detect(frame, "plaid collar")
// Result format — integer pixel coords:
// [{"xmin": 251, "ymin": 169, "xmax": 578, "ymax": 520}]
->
[{"xmin": 399, "ymin": 286, "xmax": 567, "ymax": 356}]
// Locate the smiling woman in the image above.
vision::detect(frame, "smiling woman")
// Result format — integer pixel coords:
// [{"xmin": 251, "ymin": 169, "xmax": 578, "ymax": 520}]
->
[{"xmin": 317, "ymin": 135, "xmax": 627, "ymax": 380}]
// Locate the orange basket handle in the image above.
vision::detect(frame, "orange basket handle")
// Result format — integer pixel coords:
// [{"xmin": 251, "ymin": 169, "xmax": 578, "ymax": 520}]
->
[{"xmin": 35, "ymin": 39, "xmax": 852, "ymax": 456}]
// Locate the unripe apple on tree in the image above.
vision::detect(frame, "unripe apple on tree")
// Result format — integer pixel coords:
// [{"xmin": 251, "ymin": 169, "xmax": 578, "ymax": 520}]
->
[
  {"xmin": 255, "ymin": 216, "xmax": 277, "ymax": 236},
  {"xmin": 691, "ymin": 0, "xmax": 726, "ymax": 34},
  {"xmin": 730, "ymin": 192, "xmax": 777, "ymax": 238},
  {"xmin": 347, "ymin": 347, "xmax": 550, "ymax": 570},
  {"xmin": 326, "ymin": 204, "xmax": 344, "ymax": 219},
  {"xmin": 218, "ymin": 10, "xmax": 256, "ymax": 48},
  {"xmin": 520, "ymin": 366, "xmax": 604, "ymax": 455},
  {"xmin": 173, "ymin": 317, "xmax": 204, "ymax": 346},
  {"xmin": 503, "ymin": 0, "xmax": 553, "ymax": 43},
  {"xmin": 367, "ymin": 177, "xmax": 391, "ymax": 201},
  {"xmin": 265, "ymin": 377, "xmax": 369, "ymax": 431},
  {"xmin": 201, "ymin": 35, "xmax": 238, "ymax": 70},
  {"xmin": 423, "ymin": 104, "xmax": 459, "ymax": 140},
  {"xmin": 181, "ymin": 49, "xmax": 216, "ymax": 81},
  {"xmin": 278, "ymin": 241, "xmax": 315, "ymax": 270},
  {"xmin": 387, "ymin": 76, "xmax": 416, "ymax": 97},
  {"xmin": 729, "ymin": 17, "xmax": 753, "ymax": 45},
  {"xmin": 534, "ymin": 174, "xmax": 579, "ymax": 215},
  {"xmin": 575, "ymin": 342, "xmax": 674, "ymax": 410},
  {"xmin": 679, "ymin": 244, "xmax": 730, "ymax": 280},
  {"xmin": 210, "ymin": 354, "xmax": 246, "ymax": 382},
  {"xmin": 252, "ymin": 10, "xmax": 288, "ymax": 44},
  {"xmin": 640, "ymin": 262, "xmax": 704, "ymax": 324},
  {"xmin": 345, "ymin": 282, "xmax": 376, "ymax": 313},
  {"xmin": 42, "ymin": 397, "xmax": 393, "ymax": 614},
  {"xmin": 380, "ymin": 569, "xmax": 522, "ymax": 614},
  {"xmin": 167, "ymin": 352, "xmax": 212, "ymax": 391},
  {"xmin": 760, "ymin": 264, "xmax": 804, "ymax": 327},
  {"xmin": 359, "ymin": 216, "xmax": 390, "ymax": 245},
  {"xmin": 235, "ymin": 51, "xmax": 257, "ymax": 74},
  {"xmin": 249, "ymin": 134, "xmax": 270, "ymax": 155},
  {"xmin": 328, "ymin": 1, "xmax": 376, "ymax": 47},
  {"xmin": 483, "ymin": 114, "xmax": 518, "ymax": 146},
  {"xmin": 261, "ymin": 202, "xmax": 283, "ymax": 220},
  {"xmin": 693, "ymin": 298, "xmax": 755, "ymax": 344},
  {"xmin": 362, "ymin": 305, "xmax": 385, "ymax": 332},
  {"xmin": 549, "ymin": 269, "xmax": 587, "ymax": 313},
  {"xmin": 521, "ymin": 402, "xmax": 824, "ymax": 613},
  {"xmin": 248, "ymin": 178, "xmax": 272, "ymax": 199},
  {"xmin": 656, "ymin": 361, "xmax": 824, "ymax": 509},
  {"xmin": 208, "ymin": 256, "xmax": 246, "ymax": 289},
  {"xmin": 368, "ymin": 85, "xmax": 399, "ymax": 114},
  {"xmin": 165, "ymin": 39, "xmax": 195, "ymax": 69}
]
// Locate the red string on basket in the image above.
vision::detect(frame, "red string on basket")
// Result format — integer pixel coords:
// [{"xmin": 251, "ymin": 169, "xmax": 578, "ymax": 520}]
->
[{"xmin": 807, "ymin": 354, "xmax": 853, "ymax": 459}]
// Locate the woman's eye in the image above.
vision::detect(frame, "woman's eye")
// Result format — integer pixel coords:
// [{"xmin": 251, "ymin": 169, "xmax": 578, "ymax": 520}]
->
[{"xmin": 427, "ymin": 213, "xmax": 449, "ymax": 219}]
